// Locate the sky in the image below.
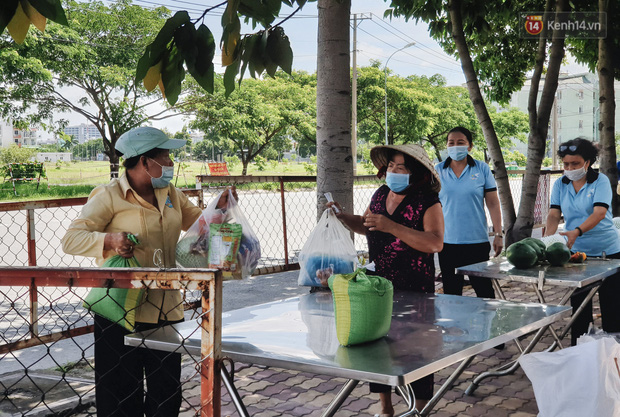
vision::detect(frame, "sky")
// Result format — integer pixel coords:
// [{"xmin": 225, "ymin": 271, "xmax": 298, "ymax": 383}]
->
[{"xmin": 55, "ymin": 0, "xmax": 590, "ymax": 136}]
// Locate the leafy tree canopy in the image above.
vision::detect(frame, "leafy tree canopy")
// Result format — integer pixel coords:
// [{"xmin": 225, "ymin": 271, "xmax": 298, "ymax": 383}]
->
[
  {"xmin": 385, "ymin": 0, "xmax": 540, "ymax": 104},
  {"xmin": 1, "ymin": 0, "xmax": 315, "ymax": 103},
  {"xmin": 187, "ymin": 71, "xmax": 316, "ymax": 174},
  {"xmin": 0, "ymin": 1, "xmax": 195, "ymax": 176}
]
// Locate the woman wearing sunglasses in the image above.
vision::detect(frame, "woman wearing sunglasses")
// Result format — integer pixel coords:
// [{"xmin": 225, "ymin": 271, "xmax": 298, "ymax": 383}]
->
[{"xmin": 544, "ymin": 137, "xmax": 620, "ymax": 345}]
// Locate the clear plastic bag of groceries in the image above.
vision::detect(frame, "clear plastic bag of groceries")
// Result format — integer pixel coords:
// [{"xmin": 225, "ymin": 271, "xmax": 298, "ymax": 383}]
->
[
  {"xmin": 298, "ymin": 208, "xmax": 357, "ymax": 287},
  {"xmin": 176, "ymin": 189, "xmax": 261, "ymax": 279}
]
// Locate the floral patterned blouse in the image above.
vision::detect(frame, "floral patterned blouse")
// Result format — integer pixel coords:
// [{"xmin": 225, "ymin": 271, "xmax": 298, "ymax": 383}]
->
[{"xmin": 366, "ymin": 185, "xmax": 440, "ymax": 293}]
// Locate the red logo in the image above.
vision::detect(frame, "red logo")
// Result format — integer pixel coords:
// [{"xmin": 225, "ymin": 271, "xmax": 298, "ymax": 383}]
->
[{"xmin": 525, "ymin": 15, "xmax": 544, "ymax": 35}]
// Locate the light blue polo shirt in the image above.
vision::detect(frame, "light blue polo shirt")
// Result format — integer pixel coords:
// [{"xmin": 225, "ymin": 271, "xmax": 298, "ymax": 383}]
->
[
  {"xmin": 436, "ymin": 156, "xmax": 496, "ymax": 244},
  {"xmin": 550, "ymin": 171, "xmax": 620, "ymax": 256}
]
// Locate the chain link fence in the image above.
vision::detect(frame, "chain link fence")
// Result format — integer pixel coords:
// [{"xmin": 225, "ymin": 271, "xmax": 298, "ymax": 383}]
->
[
  {"xmin": 1, "ymin": 172, "xmax": 553, "ymax": 416},
  {"xmin": 0, "ymin": 267, "xmax": 221, "ymax": 417}
]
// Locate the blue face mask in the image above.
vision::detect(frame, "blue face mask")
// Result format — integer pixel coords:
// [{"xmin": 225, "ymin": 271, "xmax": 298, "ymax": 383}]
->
[
  {"xmin": 447, "ymin": 145, "xmax": 469, "ymax": 161},
  {"xmin": 385, "ymin": 171, "xmax": 410, "ymax": 192},
  {"xmin": 148, "ymin": 158, "xmax": 174, "ymax": 189}
]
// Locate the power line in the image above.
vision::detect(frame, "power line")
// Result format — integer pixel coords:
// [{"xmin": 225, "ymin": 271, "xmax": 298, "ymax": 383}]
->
[
  {"xmin": 367, "ymin": 13, "xmax": 461, "ymax": 68},
  {"xmin": 356, "ymin": 26, "xmax": 462, "ymax": 73}
]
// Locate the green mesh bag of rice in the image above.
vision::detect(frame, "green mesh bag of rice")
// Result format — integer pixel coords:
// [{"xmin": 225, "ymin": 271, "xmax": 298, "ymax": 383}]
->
[
  {"xmin": 83, "ymin": 234, "xmax": 145, "ymax": 331},
  {"xmin": 328, "ymin": 268, "xmax": 393, "ymax": 346}
]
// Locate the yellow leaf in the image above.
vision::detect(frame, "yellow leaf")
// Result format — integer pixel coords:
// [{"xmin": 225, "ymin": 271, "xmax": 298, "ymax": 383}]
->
[
  {"xmin": 22, "ymin": 1, "xmax": 46, "ymax": 32},
  {"xmin": 7, "ymin": 2, "xmax": 31, "ymax": 44},
  {"xmin": 143, "ymin": 61, "xmax": 162, "ymax": 92},
  {"xmin": 221, "ymin": 30, "xmax": 239, "ymax": 67},
  {"xmin": 158, "ymin": 79, "xmax": 166, "ymax": 99}
]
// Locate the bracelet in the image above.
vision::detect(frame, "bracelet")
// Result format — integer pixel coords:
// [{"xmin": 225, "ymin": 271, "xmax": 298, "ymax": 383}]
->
[
  {"xmin": 494, "ymin": 232, "xmax": 503, "ymax": 238},
  {"xmin": 576, "ymin": 226, "xmax": 583, "ymax": 236}
]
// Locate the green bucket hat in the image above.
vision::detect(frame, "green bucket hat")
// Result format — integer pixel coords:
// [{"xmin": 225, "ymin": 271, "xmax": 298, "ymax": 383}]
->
[{"xmin": 115, "ymin": 126, "xmax": 186, "ymax": 159}]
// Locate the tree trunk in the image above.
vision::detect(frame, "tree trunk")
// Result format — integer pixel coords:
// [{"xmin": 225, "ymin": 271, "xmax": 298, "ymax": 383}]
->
[
  {"xmin": 448, "ymin": 0, "xmax": 516, "ymax": 241},
  {"xmin": 241, "ymin": 160, "xmax": 249, "ymax": 176},
  {"xmin": 512, "ymin": 0, "xmax": 566, "ymax": 242},
  {"xmin": 316, "ymin": 0, "xmax": 353, "ymax": 220},
  {"xmin": 102, "ymin": 136, "xmax": 120, "ymax": 179},
  {"xmin": 597, "ymin": 0, "xmax": 618, "ymax": 215}
]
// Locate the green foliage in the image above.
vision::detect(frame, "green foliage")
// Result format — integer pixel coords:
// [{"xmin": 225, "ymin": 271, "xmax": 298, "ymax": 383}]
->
[
  {"xmin": 224, "ymin": 155, "xmax": 240, "ymax": 171},
  {"xmin": 356, "ymin": 64, "xmax": 479, "ymax": 157},
  {"xmin": 567, "ymin": 1, "xmax": 619, "ymax": 80},
  {"xmin": 269, "ymin": 159, "xmax": 278, "ymax": 170},
  {"xmin": 0, "ymin": 161, "xmax": 46, "ymax": 180},
  {"xmin": 136, "ymin": 12, "xmax": 215, "ymax": 104},
  {"xmin": 0, "ymin": 182, "xmax": 95, "ymax": 202},
  {"xmin": 310, "ymin": 155, "xmax": 317, "ymax": 164},
  {"xmin": 386, "ymin": 0, "xmax": 538, "ymax": 104},
  {"xmin": 359, "ymin": 145, "xmax": 375, "ymax": 174},
  {"xmin": 72, "ymin": 139, "xmax": 105, "ymax": 160},
  {"xmin": 0, "ymin": 145, "xmax": 37, "ymax": 165},
  {"xmin": 0, "ymin": 0, "xmax": 68, "ymax": 37},
  {"xmin": 303, "ymin": 162, "xmax": 316, "ymax": 175},
  {"xmin": 254, "ymin": 155, "xmax": 267, "ymax": 171},
  {"xmin": 504, "ymin": 150, "xmax": 527, "ymax": 167},
  {"xmin": 0, "ymin": 1, "xmax": 176, "ymax": 173},
  {"xmin": 188, "ymin": 72, "xmax": 316, "ymax": 175},
  {"xmin": 542, "ymin": 157, "xmax": 552, "ymax": 167}
]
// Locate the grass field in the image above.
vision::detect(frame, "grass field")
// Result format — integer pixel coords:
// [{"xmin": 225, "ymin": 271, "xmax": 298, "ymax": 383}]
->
[{"xmin": 0, "ymin": 160, "xmax": 373, "ymax": 202}]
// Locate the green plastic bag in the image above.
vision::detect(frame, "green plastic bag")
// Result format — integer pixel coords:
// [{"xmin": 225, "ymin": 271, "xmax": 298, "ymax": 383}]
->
[
  {"xmin": 83, "ymin": 234, "xmax": 145, "ymax": 331},
  {"xmin": 328, "ymin": 268, "xmax": 394, "ymax": 346}
]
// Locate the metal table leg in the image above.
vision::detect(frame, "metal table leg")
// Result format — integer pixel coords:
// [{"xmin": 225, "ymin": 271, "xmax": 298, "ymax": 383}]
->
[
  {"xmin": 546, "ymin": 285, "xmax": 600, "ymax": 352},
  {"xmin": 466, "ymin": 284, "xmax": 599, "ymax": 395},
  {"xmin": 492, "ymin": 280, "xmax": 524, "ymax": 353},
  {"xmin": 532, "ymin": 284, "xmax": 567, "ymax": 349},
  {"xmin": 419, "ymin": 355, "xmax": 475, "ymax": 416},
  {"xmin": 321, "ymin": 379, "xmax": 359, "ymax": 417},
  {"xmin": 465, "ymin": 323, "xmax": 550, "ymax": 395},
  {"xmin": 220, "ymin": 364, "xmax": 250, "ymax": 417}
]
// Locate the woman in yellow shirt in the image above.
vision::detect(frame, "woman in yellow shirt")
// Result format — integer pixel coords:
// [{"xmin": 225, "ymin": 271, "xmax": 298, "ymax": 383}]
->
[{"xmin": 62, "ymin": 126, "xmax": 233, "ymax": 417}]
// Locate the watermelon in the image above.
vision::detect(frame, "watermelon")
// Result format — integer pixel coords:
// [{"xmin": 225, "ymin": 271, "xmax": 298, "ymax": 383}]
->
[
  {"xmin": 521, "ymin": 237, "xmax": 546, "ymax": 262},
  {"xmin": 506, "ymin": 241, "xmax": 538, "ymax": 269},
  {"xmin": 546, "ymin": 242, "xmax": 571, "ymax": 266}
]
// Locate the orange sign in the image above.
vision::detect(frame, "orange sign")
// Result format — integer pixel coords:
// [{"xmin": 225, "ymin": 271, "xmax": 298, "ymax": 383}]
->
[{"xmin": 208, "ymin": 162, "xmax": 229, "ymax": 176}]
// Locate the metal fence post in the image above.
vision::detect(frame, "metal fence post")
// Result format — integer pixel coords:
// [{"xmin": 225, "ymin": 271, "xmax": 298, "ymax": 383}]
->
[
  {"xmin": 26, "ymin": 208, "xmax": 39, "ymax": 337},
  {"xmin": 201, "ymin": 274, "xmax": 222, "ymax": 417},
  {"xmin": 279, "ymin": 177, "xmax": 289, "ymax": 266}
]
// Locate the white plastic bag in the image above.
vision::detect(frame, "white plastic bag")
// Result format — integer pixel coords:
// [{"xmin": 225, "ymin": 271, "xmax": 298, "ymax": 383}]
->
[
  {"xmin": 176, "ymin": 190, "xmax": 261, "ymax": 278},
  {"xmin": 519, "ymin": 337, "xmax": 620, "ymax": 417},
  {"xmin": 298, "ymin": 209, "xmax": 357, "ymax": 287}
]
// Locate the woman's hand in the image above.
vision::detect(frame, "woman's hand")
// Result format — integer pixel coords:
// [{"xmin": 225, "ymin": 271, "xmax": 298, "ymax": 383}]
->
[
  {"xmin": 104, "ymin": 232, "xmax": 135, "ymax": 258},
  {"xmin": 325, "ymin": 201, "xmax": 344, "ymax": 217},
  {"xmin": 560, "ymin": 229, "xmax": 580, "ymax": 249},
  {"xmin": 216, "ymin": 186, "xmax": 238, "ymax": 209},
  {"xmin": 493, "ymin": 235, "xmax": 503, "ymax": 257},
  {"xmin": 363, "ymin": 213, "xmax": 394, "ymax": 233}
]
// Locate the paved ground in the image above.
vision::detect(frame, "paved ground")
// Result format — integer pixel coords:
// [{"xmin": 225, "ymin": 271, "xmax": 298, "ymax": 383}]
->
[{"xmin": 43, "ymin": 269, "xmax": 595, "ymax": 417}]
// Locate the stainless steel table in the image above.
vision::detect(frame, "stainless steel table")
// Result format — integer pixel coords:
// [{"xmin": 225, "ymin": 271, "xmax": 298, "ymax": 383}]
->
[
  {"xmin": 457, "ymin": 257, "xmax": 620, "ymax": 394},
  {"xmin": 126, "ymin": 291, "xmax": 569, "ymax": 416}
]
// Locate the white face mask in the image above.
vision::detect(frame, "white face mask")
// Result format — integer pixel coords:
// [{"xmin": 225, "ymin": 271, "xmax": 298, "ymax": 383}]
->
[{"xmin": 564, "ymin": 166, "xmax": 587, "ymax": 182}]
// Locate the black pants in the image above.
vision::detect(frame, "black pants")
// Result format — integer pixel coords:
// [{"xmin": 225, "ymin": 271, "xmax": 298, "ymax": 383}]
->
[
  {"xmin": 369, "ymin": 375, "xmax": 434, "ymax": 401},
  {"xmin": 439, "ymin": 242, "xmax": 495, "ymax": 298},
  {"xmin": 94, "ymin": 315, "xmax": 183, "ymax": 417},
  {"xmin": 570, "ymin": 252, "xmax": 620, "ymax": 345}
]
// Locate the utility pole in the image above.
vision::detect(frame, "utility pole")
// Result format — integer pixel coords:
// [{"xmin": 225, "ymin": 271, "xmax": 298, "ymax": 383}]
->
[
  {"xmin": 552, "ymin": 95, "xmax": 558, "ymax": 169},
  {"xmin": 351, "ymin": 13, "xmax": 371, "ymax": 175}
]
